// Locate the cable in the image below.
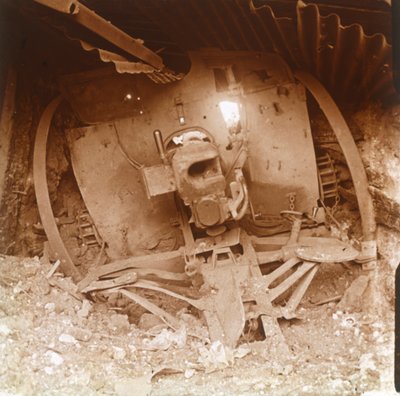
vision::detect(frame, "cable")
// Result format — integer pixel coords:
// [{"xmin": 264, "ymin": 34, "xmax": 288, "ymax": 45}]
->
[{"xmin": 113, "ymin": 123, "xmax": 143, "ymax": 170}]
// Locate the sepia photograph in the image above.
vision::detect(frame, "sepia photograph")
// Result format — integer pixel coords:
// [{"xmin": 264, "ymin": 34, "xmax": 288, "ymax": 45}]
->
[{"xmin": 0, "ymin": 0, "xmax": 398, "ymax": 394}]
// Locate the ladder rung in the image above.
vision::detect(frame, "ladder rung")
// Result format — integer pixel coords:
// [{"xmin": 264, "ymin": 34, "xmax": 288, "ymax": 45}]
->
[
  {"xmin": 319, "ymin": 169, "xmax": 334, "ymax": 176},
  {"xmin": 82, "ymin": 232, "xmax": 95, "ymax": 238},
  {"xmin": 324, "ymin": 189, "xmax": 337, "ymax": 195}
]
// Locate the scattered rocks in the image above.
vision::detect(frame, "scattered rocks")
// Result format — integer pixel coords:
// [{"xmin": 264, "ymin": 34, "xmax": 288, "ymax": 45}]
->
[
  {"xmin": 138, "ymin": 313, "xmax": 165, "ymax": 331},
  {"xmin": 33, "ymin": 277, "xmax": 50, "ymax": 295},
  {"xmin": 69, "ymin": 327, "xmax": 92, "ymax": 342},
  {"xmin": 197, "ymin": 340, "xmax": 251, "ymax": 373},
  {"xmin": 45, "ymin": 350, "xmax": 64, "ymax": 366},
  {"xmin": 58, "ymin": 333, "xmax": 77, "ymax": 344},
  {"xmin": 77, "ymin": 300, "xmax": 92, "ymax": 318},
  {"xmin": 337, "ymin": 275, "xmax": 370, "ymax": 313},
  {"xmin": 0, "ymin": 322, "xmax": 11, "ymax": 336},
  {"xmin": 23, "ymin": 263, "xmax": 39, "ymax": 278},
  {"xmin": 44, "ymin": 302, "xmax": 55, "ymax": 312},
  {"xmin": 184, "ymin": 368, "xmax": 195, "ymax": 379},
  {"xmin": 141, "ymin": 326, "xmax": 187, "ymax": 351},
  {"xmin": 0, "ymin": 253, "xmax": 394, "ymax": 395},
  {"xmin": 114, "ymin": 376, "xmax": 152, "ymax": 396},
  {"xmin": 108, "ymin": 313, "xmax": 131, "ymax": 335},
  {"xmin": 112, "ymin": 346, "xmax": 127, "ymax": 360}
]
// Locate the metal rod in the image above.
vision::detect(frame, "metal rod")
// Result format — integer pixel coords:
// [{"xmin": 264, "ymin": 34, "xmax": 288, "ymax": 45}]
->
[
  {"xmin": 153, "ymin": 129, "xmax": 168, "ymax": 164},
  {"xmin": 269, "ymin": 261, "xmax": 316, "ymax": 302},
  {"xmin": 34, "ymin": 0, "xmax": 79, "ymax": 14},
  {"xmin": 283, "ymin": 264, "xmax": 319, "ymax": 318}
]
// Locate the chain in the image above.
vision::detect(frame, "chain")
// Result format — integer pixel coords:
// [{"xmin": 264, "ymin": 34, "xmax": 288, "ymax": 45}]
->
[
  {"xmin": 318, "ymin": 198, "xmax": 341, "ymax": 229},
  {"xmin": 331, "ymin": 192, "xmax": 341, "ymax": 215}
]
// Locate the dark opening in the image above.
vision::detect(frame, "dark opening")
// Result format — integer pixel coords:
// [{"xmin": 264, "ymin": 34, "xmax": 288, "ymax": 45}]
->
[{"xmin": 188, "ymin": 158, "xmax": 218, "ymax": 178}]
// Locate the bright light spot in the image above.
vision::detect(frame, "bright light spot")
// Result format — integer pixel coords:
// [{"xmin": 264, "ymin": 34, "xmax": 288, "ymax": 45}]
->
[
  {"xmin": 137, "ymin": 96, "xmax": 141, "ymax": 101},
  {"xmin": 179, "ymin": 116, "xmax": 185, "ymax": 125},
  {"xmin": 172, "ymin": 130, "xmax": 208, "ymax": 145},
  {"xmin": 219, "ymin": 101, "xmax": 240, "ymax": 129},
  {"xmin": 139, "ymin": 110, "xmax": 144, "ymax": 115},
  {"xmin": 125, "ymin": 93, "xmax": 132, "ymax": 100}
]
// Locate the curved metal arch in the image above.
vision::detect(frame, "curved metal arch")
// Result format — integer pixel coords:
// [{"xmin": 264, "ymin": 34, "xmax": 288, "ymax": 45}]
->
[
  {"xmin": 33, "ymin": 97, "xmax": 82, "ymax": 281},
  {"xmin": 294, "ymin": 71, "xmax": 376, "ymax": 245}
]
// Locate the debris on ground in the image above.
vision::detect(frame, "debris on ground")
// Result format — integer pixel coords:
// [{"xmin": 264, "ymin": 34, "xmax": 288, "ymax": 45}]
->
[
  {"xmin": 337, "ymin": 275, "xmax": 370, "ymax": 313},
  {"xmin": 0, "ymin": 253, "xmax": 395, "ymax": 395}
]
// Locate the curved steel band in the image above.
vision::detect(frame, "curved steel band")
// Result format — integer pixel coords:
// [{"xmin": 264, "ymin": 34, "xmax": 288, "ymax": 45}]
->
[
  {"xmin": 33, "ymin": 97, "xmax": 81, "ymax": 281},
  {"xmin": 295, "ymin": 71, "xmax": 376, "ymax": 243}
]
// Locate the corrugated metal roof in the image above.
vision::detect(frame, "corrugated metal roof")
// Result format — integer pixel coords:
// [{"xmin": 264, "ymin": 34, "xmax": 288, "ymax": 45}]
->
[
  {"xmin": 296, "ymin": 2, "xmax": 392, "ymax": 101},
  {"xmin": 119, "ymin": 0, "xmax": 393, "ymax": 102},
  {"xmin": 77, "ymin": 41, "xmax": 184, "ymax": 83},
  {"xmin": 27, "ymin": 0, "xmax": 395, "ymax": 102}
]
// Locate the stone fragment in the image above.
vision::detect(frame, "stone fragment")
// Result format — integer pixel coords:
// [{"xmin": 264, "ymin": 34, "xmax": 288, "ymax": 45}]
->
[
  {"xmin": 44, "ymin": 302, "xmax": 55, "ymax": 312},
  {"xmin": 138, "ymin": 313, "xmax": 165, "ymax": 331},
  {"xmin": 34, "ymin": 277, "xmax": 50, "ymax": 295},
  {"xmin": 114, "ymin": 376, "xmax": 152, "ymax": 396},
  {"xmin": 45, "ymin": 350, "xmax": 64, "ymax": 366},
  {"xmin": 23, "ymin": 264, "xmax": 38, "ymax": 277},
  {"xmin": 69, "ymin": 327, "xmax": 92, "ymax": 342},
  {"xmin": 58, "ymin": 333, "xmax": 77, "ymax": 344},
  {"xmin": 0, "ymin": 323, "xmax": 11, "ymax": 336},
  {"xmin": 108, "ymin": 313, "xmax": 131, "ymax": 335},
  {"xmin": 337, "ymin": 275, "xmax": 369, "ymax": 313},
  {"xmin": 77, "ymin": 300, "xmax": 92, "ymax": 318},
  {"xmin": 44, "ymin": 366, "xmax": 54, "ymax": 375},
  {"xmin": 112, "ymin": 346, "xmax": 126, "ymax": 360},
  {"xmin": 184, "ymin": 368, "xmax": 195, "ymax": 379}
]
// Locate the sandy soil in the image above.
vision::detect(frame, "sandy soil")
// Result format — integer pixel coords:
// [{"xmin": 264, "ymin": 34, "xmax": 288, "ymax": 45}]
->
[{"xmin": 0, "ymin": 253, "xmax": 395, "ymax": 396}]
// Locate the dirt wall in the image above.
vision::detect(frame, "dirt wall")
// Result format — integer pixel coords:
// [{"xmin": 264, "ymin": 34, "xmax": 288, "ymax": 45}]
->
[
  {"xmin": 352, "ymin": 104, "xmax": 400, "ymax": 315},
  {"xmin": 0, "ymin": 66, "xmax": 77, "ymax": 257}
]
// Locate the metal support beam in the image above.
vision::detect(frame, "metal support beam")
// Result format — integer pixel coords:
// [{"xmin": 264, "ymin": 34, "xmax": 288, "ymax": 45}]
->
[{"xmin": 34, "ymin": 0, "xmax": 164, "ymax": 70}]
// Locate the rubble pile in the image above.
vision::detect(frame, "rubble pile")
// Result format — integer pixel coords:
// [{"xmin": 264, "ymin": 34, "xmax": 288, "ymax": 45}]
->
[{"xmin": 0, "ymin": 253, "xmax": 395, "ymax": 395}]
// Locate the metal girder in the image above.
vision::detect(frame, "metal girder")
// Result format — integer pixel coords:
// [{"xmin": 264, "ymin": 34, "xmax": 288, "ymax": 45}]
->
[{"xmin": 34, "ymin": 0, "xmax": 164, "ymax": 70}]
